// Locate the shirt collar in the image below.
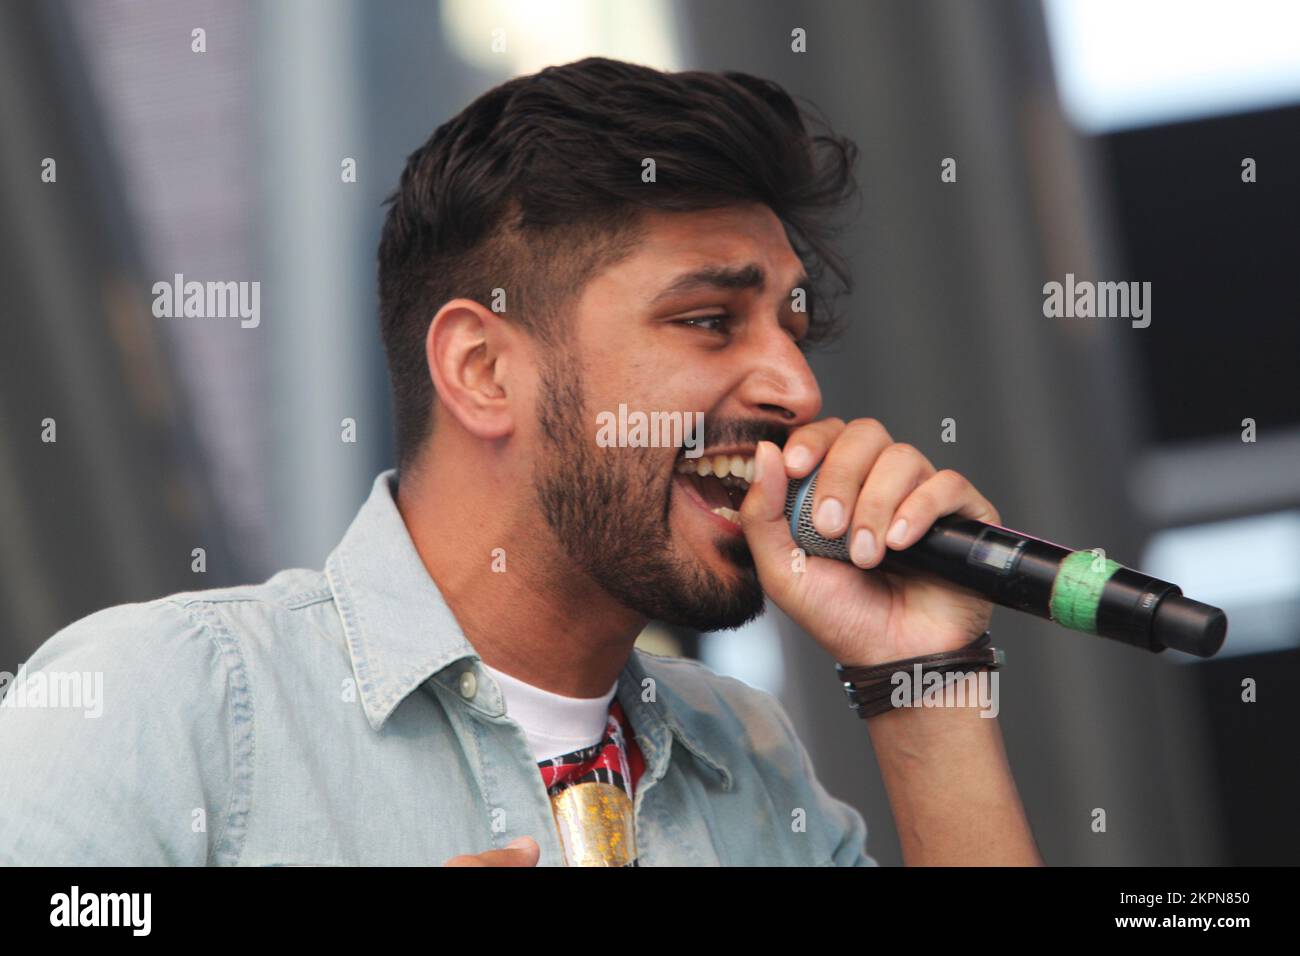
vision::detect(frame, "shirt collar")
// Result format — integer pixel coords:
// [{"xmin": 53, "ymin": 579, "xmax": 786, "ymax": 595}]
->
[
  {"xmin": 325, "ymin": 470, "xmax": 480, "ymax": 731},
  {"xmin": 323, "ymin": 470, "xmax": 733, "ymax": 790}
]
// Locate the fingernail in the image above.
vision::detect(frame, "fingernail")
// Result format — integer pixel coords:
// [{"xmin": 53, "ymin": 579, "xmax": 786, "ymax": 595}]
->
[
  {"xmin": 753, "ymin": 442, "xmax": 767, "ymax": 484},
  {"xmin": 850, "ymin": 528, "xmax": 875, "ymax": 565},
  {"xmin": 887, "ymin": 518, "xmax": 909, "ymax": 546},
  {"xmin": 785, "ymin": 445, "xmax": 810, "ymax": 472},
  {"xmin": 506, "ymin": 836, "xmax": 535, "ymax": 850},
  {"xmin": 815, "ymin": 497, "xmax": 844, "ymax": 534}
]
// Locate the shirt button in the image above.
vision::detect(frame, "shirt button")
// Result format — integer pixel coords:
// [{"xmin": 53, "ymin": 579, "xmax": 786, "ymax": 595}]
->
[{"xmin": 458, "ymin": 670, "xmax": 478, "ymax": 700}]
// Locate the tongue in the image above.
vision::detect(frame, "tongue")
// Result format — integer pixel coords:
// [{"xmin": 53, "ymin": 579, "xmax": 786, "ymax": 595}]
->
[{"xmin": 683, "ymin": 473, "xmax": 734, "ymax": 510}]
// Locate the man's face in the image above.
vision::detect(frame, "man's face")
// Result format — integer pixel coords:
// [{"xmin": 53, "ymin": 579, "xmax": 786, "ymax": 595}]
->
[{"xmin": 531, "ymin": 203, "xmax": 823, "ymax": 632}]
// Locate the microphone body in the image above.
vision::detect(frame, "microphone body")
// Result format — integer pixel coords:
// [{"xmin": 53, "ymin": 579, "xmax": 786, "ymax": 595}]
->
[{"xmin": 784, "ymin": 468, "xmax": 1227, "ymax": 658}]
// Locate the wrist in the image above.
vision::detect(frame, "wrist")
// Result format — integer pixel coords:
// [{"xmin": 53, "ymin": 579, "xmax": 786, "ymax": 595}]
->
[{"xmin": 833, "ymin": 624, "xmax": 991, "ymax": 669}]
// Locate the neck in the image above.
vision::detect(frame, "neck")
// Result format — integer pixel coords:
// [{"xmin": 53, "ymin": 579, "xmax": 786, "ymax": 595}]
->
[{"xmin": 396, "ymin": 438, "xmax": 648, "ymax": 698}]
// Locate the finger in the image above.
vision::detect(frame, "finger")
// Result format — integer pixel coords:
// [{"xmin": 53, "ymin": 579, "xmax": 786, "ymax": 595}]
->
[
  {"xmin": 444, "ymin": 836, "xmax": 540, "ymax": 867},
  {"xmin": 738, "ymin": 440, "xmax": 797, "ymax": 554},
  {"xmin": 779, "ymin": 417, "xmax": 846, "ymax": 477},
  {"xmin": 737, "ymin": 440, "xmax": 808, "ymax": 602},
  {"xmin": 885, "ymin": 469, "xmax": 1001, "ymax": 551},
  {"xmin": 807, "ymin": 418, "xmax": 894, "ymax": 539},
  {"xmin": 847, "ymin": 443, "xmax": 935, "ymax": 568}
]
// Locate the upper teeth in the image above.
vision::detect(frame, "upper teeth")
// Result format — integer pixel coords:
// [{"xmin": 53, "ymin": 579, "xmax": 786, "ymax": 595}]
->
[{"xmin": 675, "ymin": 454, "xmax": 754, "ymax": 483}]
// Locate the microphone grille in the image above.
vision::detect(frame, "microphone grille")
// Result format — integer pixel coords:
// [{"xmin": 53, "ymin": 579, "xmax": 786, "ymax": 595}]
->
[{"xmin": 784, "ymin": 472, "xmax": 850, "ymax": 561}]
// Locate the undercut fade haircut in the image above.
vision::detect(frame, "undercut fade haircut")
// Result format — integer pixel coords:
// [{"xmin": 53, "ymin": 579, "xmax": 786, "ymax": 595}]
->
[{"xmin": 377, "ymin": 56, "xmax": 860, "ymax": 471}]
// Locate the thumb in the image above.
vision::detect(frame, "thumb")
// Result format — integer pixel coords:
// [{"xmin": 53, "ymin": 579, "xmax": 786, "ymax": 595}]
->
[
  {"xmin": 739, "ymin": 441, "xmax": 802, "ymax": 589},
  {"xmin": 495, "ymin": 836, "xmax": 540, "ymax": 866}
]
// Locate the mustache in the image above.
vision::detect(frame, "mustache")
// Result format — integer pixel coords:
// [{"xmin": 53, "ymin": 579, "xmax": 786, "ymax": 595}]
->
[{"xmin": 691, "ymin": 419, "xmax": 790, "ymax": 452}]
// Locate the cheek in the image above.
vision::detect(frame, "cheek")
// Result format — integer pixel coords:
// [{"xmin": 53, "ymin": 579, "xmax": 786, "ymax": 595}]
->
[{"xmin": 581, "ymin": 329, "xmax": 726, "ymax": 429}]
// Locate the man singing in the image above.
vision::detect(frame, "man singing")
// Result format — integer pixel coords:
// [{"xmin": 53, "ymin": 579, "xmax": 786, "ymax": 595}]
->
[{"xmin": 0, "ymin": 57, "xmax": 1040, "ymax": 867}]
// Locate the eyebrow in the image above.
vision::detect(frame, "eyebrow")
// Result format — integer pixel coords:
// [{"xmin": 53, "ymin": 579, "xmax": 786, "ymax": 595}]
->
[{"xmin": 651, "ymin": 263, "xmax": 811, "ymax": 306}]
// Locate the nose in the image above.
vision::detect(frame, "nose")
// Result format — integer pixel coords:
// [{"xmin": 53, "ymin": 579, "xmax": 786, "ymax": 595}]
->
[{"xmin": 735, "ymin": 324, "xmax": 823, "ymax": 428}]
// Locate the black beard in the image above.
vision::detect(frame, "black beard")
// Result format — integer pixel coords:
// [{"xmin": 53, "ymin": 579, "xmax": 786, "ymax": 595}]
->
[{"xmin": 531, "ymin": 353, "xmax": 774, "ymax": 632}]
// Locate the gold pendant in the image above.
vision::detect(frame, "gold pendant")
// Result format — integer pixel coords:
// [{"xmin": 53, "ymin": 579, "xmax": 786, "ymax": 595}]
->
[{"xmin": 550, "ymin": 781, "xmax": 636, "ymax": 866}]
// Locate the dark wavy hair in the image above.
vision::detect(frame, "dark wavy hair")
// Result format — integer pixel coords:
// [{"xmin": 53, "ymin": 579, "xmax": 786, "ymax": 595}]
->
[{"xmin": 377, "ymin": 56, "xmax": 859, "ymax": 470}]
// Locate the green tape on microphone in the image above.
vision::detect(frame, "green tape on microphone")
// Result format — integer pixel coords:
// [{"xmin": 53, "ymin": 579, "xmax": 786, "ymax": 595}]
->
[{"xmin": 1050, "ymin": 550, "xmax": 1122, "ymax": 633}]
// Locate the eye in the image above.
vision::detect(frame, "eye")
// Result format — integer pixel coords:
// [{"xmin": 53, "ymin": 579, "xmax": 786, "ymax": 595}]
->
[{"xmin": 677, "ymin": 313, "xmax": 732, "ymax": 333}]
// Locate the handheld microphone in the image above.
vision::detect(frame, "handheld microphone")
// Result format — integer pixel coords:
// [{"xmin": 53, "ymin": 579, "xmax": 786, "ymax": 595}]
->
[{"xmin": 784, "ymin": 467, "xmax": 1227, "ymax": 658}]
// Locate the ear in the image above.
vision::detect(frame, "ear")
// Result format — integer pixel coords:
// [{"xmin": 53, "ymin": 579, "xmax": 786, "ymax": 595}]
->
[{"xmin": 425, "ymin": 298, "xmax": 520, "ymax": 441}]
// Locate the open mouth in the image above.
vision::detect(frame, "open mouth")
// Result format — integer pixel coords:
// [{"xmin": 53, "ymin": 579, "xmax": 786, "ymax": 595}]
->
[{"xmin": 673, "ymin": 451, "xmax": 754, "ymax": 525}]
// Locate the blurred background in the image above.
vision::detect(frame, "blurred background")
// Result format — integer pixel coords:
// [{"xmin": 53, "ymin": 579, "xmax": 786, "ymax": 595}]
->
[{"xmin": 1, "ymin": 0, "xmax": 1296, "ymax": 865}]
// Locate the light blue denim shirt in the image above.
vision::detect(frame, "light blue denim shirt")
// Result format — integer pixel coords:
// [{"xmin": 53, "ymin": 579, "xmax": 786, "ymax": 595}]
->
[{"xmin": 0, "ymin": 470, "xmax": 876, "ymax": 866}]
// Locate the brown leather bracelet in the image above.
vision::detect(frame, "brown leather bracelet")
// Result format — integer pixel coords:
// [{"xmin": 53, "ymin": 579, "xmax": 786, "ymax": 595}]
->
[
  {"xmin": 835, "ymin": 631, "xmax": 1003, "ymax": 719},
  {"xmin": 846, "ymin": 657, "xmax": 1002, "ymax": 715}
]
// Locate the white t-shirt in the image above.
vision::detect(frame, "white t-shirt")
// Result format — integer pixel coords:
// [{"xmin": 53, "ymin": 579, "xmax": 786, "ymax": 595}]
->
[{"xmin": 479, "ymin": 661, "xmax": 618, "ymax": 763}]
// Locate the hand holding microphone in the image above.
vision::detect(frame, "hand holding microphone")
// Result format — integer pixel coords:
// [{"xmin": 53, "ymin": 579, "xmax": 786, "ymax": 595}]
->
[
  {"xmin": 783, "ymin": 466, "xmax": 1225, "ymax": 658},
  {"xmin": 738, "ymin": 418, "xmax": 1226, "ymax": 666},
  {"xmin": 738, "ymin": 418, "xmax": 1004, "ymax": 669}
]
